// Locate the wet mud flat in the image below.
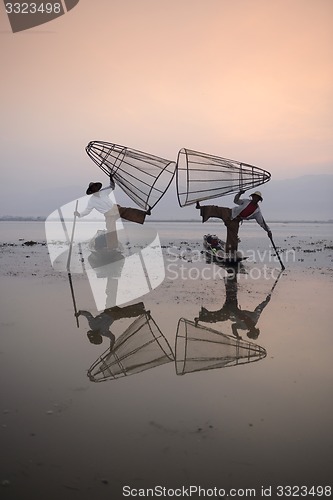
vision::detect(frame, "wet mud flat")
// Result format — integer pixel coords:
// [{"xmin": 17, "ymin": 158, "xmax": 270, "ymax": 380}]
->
[
  {"xmin": 1, "ymin": 226, "xmax": 333, "ymax": 279},
  {"xmin": 0, "ymin": 227, "xmax": 332, "ymax": 499}
]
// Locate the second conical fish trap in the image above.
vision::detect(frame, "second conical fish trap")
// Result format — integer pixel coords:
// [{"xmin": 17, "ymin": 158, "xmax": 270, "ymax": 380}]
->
[
  {"xmin": 175, "ymin": 318, "xmax": 266, "ymax": 375},
  {"xmin": 88, "ymin": 313, "xmax": 174, "ymax": 382},
  {"xmin": 176, "ymin": 148, "xmax": 271, "ymax": 206},
  {"xmin": 86, "ymin": 141, "xmax": 176, "ymax": 210}
]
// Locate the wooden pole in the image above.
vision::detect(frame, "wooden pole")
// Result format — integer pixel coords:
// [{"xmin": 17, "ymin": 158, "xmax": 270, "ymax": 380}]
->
[
  {"xmin": 67, "ymin": 201, "xmax": 80, "ymax": 327},
  {"xmin": 261, "ymin": 216, "xmax": 285, "ymax": 271}
]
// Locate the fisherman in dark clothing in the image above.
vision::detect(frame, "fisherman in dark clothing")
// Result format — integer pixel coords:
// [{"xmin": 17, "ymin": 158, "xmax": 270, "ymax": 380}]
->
[
  {"xmin": 196, "ymin": 190, "xmax": 272, "ymax": 258},
  {"xmin": 197, "ymin": 274, "xmax": 272, "ymax": 340}
]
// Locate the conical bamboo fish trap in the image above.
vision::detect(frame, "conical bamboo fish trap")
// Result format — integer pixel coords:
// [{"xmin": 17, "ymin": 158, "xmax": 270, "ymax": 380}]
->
[
  {"xmin": 88, "ymin": 313, "xmax": 174, "ymax": 382},
  {"xmin": 86, "ymin": 141, "xmax": 176, "ymax": 210},
  {"xmin": 175, "ymin": 318, "xmax": 266, "ymax": 375},
  {"xmin": 176, "ymin": 148, "xmax": 271, "ymax": 207}
]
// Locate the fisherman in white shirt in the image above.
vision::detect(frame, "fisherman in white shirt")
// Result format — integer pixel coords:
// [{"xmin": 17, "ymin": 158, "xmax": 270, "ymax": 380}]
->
[
  {"xmin": 75, "ymin": 175, "xmax": 151, "ymax": 250},
  {"xmin": 75, "ymin": 302, "xmax": 146, "ymax": 346}
]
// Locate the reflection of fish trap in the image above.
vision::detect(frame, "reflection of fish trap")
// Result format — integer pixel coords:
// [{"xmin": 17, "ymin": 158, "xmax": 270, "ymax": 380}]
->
[
  {"xmin": 86, "ymin": 141, "xmax": 176, "ymax": 210},
  {"xmin": 175, "ymin": 319, "xmax": 266, "ymax": 375},
  {"xmin": 88, "ymin": 313, "xmax": 174, "ymax": 382},
  {"xmin": 176, "ymin": 148, "xmax": 271, "ymax": 207}
]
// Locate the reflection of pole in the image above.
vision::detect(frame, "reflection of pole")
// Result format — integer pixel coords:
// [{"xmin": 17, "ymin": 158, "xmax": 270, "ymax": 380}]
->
[
  {"xmin": 68, "ymin": 201, "xmax": 79, "ymax": 328},
  {"xmin": 269, "ymin": 269, "xmax": 283, "ymax": 295},
  {"xmin": 68, "ymin": 273, "xmax": 79, "ymax": 328}
]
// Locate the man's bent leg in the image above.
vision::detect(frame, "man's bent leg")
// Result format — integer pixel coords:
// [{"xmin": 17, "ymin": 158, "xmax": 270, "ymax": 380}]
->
[
  {"xmin": 118, "ymin": 206, "xmax": 147, "ymax": 224},
  {"xmin": 200, "ymin": 205, "xmax": 232, "ymax": 223}
]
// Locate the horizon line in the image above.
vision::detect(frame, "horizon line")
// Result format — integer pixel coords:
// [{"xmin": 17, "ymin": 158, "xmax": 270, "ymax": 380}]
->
[{"xmin": 0, "ymin": 216, "xmax": 332, "ymax": 224}]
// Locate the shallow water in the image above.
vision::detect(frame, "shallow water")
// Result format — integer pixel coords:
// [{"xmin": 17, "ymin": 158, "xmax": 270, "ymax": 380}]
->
[{"xmin": 0, "ymin": 222, "xmax": 332, "ymax": 499}]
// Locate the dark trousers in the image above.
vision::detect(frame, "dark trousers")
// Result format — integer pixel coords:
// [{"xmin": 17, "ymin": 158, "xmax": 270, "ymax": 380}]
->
[{"xmin": 200, "ymin": 205, "xmax": 240, "ymax": 253}]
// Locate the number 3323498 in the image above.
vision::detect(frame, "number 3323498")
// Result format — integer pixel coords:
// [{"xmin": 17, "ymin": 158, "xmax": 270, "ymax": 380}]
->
[
  {"xmin": 276, "ymin": 485, "xmax": 331, "ymax": 496},
  {"xmin": 5, "ymin": 3, "xmax": 62, "ymax": 14}
]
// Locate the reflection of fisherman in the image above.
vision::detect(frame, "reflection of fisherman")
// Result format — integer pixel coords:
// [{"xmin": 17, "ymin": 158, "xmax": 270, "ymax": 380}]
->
[
  {"xmin": 197, "ymin": 275, "xmax": 271, "ymax": 339},
  {"xmin": 74, "ymin": 175, "xmax": 151, "ymax": 250},
  {"xmin": 75, "ymin": 302, "xmax": 146, "ymax": 346},
  {"xmin": 196, "ymin": 191, "xmax": 272, "ymax": 257}
]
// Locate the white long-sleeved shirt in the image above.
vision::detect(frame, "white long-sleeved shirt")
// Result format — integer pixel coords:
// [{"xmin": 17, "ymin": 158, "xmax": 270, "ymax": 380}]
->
[
  {"xmin": 79, "ymin": 182, "xmax": 116, "ymax": 218},
  {"xmin": 231, "ymin": 193, "xmax": 270, "ymax": 232}
]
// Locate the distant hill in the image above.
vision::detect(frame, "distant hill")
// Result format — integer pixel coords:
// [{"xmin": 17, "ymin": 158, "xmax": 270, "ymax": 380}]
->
[
  {"xmin": 262, "ymin": 174, "xmax": 333, "ymax": 221},
  {"xmin": 0, "ymin": 185, "xmax": 83, "ymax": 218},
  {"xmin": 147, "ymin": 173, "xmax": 333, "ymax": 221},
  {"xmin": 1, "ymin": 174, "xmax": 332, "ymax": 221}
]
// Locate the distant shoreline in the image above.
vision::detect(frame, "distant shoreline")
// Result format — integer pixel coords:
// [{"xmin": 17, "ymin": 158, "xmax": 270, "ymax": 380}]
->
[{"xmin": 0, "ymin": 217, "xmax": 332, "ymax": 224}]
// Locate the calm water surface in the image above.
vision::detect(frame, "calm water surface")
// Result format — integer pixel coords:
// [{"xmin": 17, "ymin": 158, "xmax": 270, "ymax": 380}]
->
[
  {"xmin": 0, "ymin": 222, "xmax": 332, "ymax": 499},
  {"xmin": 1, "ymin": 220, "xmax": 333, "ymax": 242}
]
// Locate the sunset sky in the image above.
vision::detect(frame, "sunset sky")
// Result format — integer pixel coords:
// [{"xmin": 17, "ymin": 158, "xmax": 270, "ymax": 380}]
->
[{"xmin": 1, "ymin": 0, "xmax": 332, "ymax": 215}]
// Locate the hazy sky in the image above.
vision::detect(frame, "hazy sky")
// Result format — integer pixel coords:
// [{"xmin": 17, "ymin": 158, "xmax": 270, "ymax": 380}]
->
[{"xmin": 1, "ymin": 0, "xmax": 332, "ymax": 215}]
